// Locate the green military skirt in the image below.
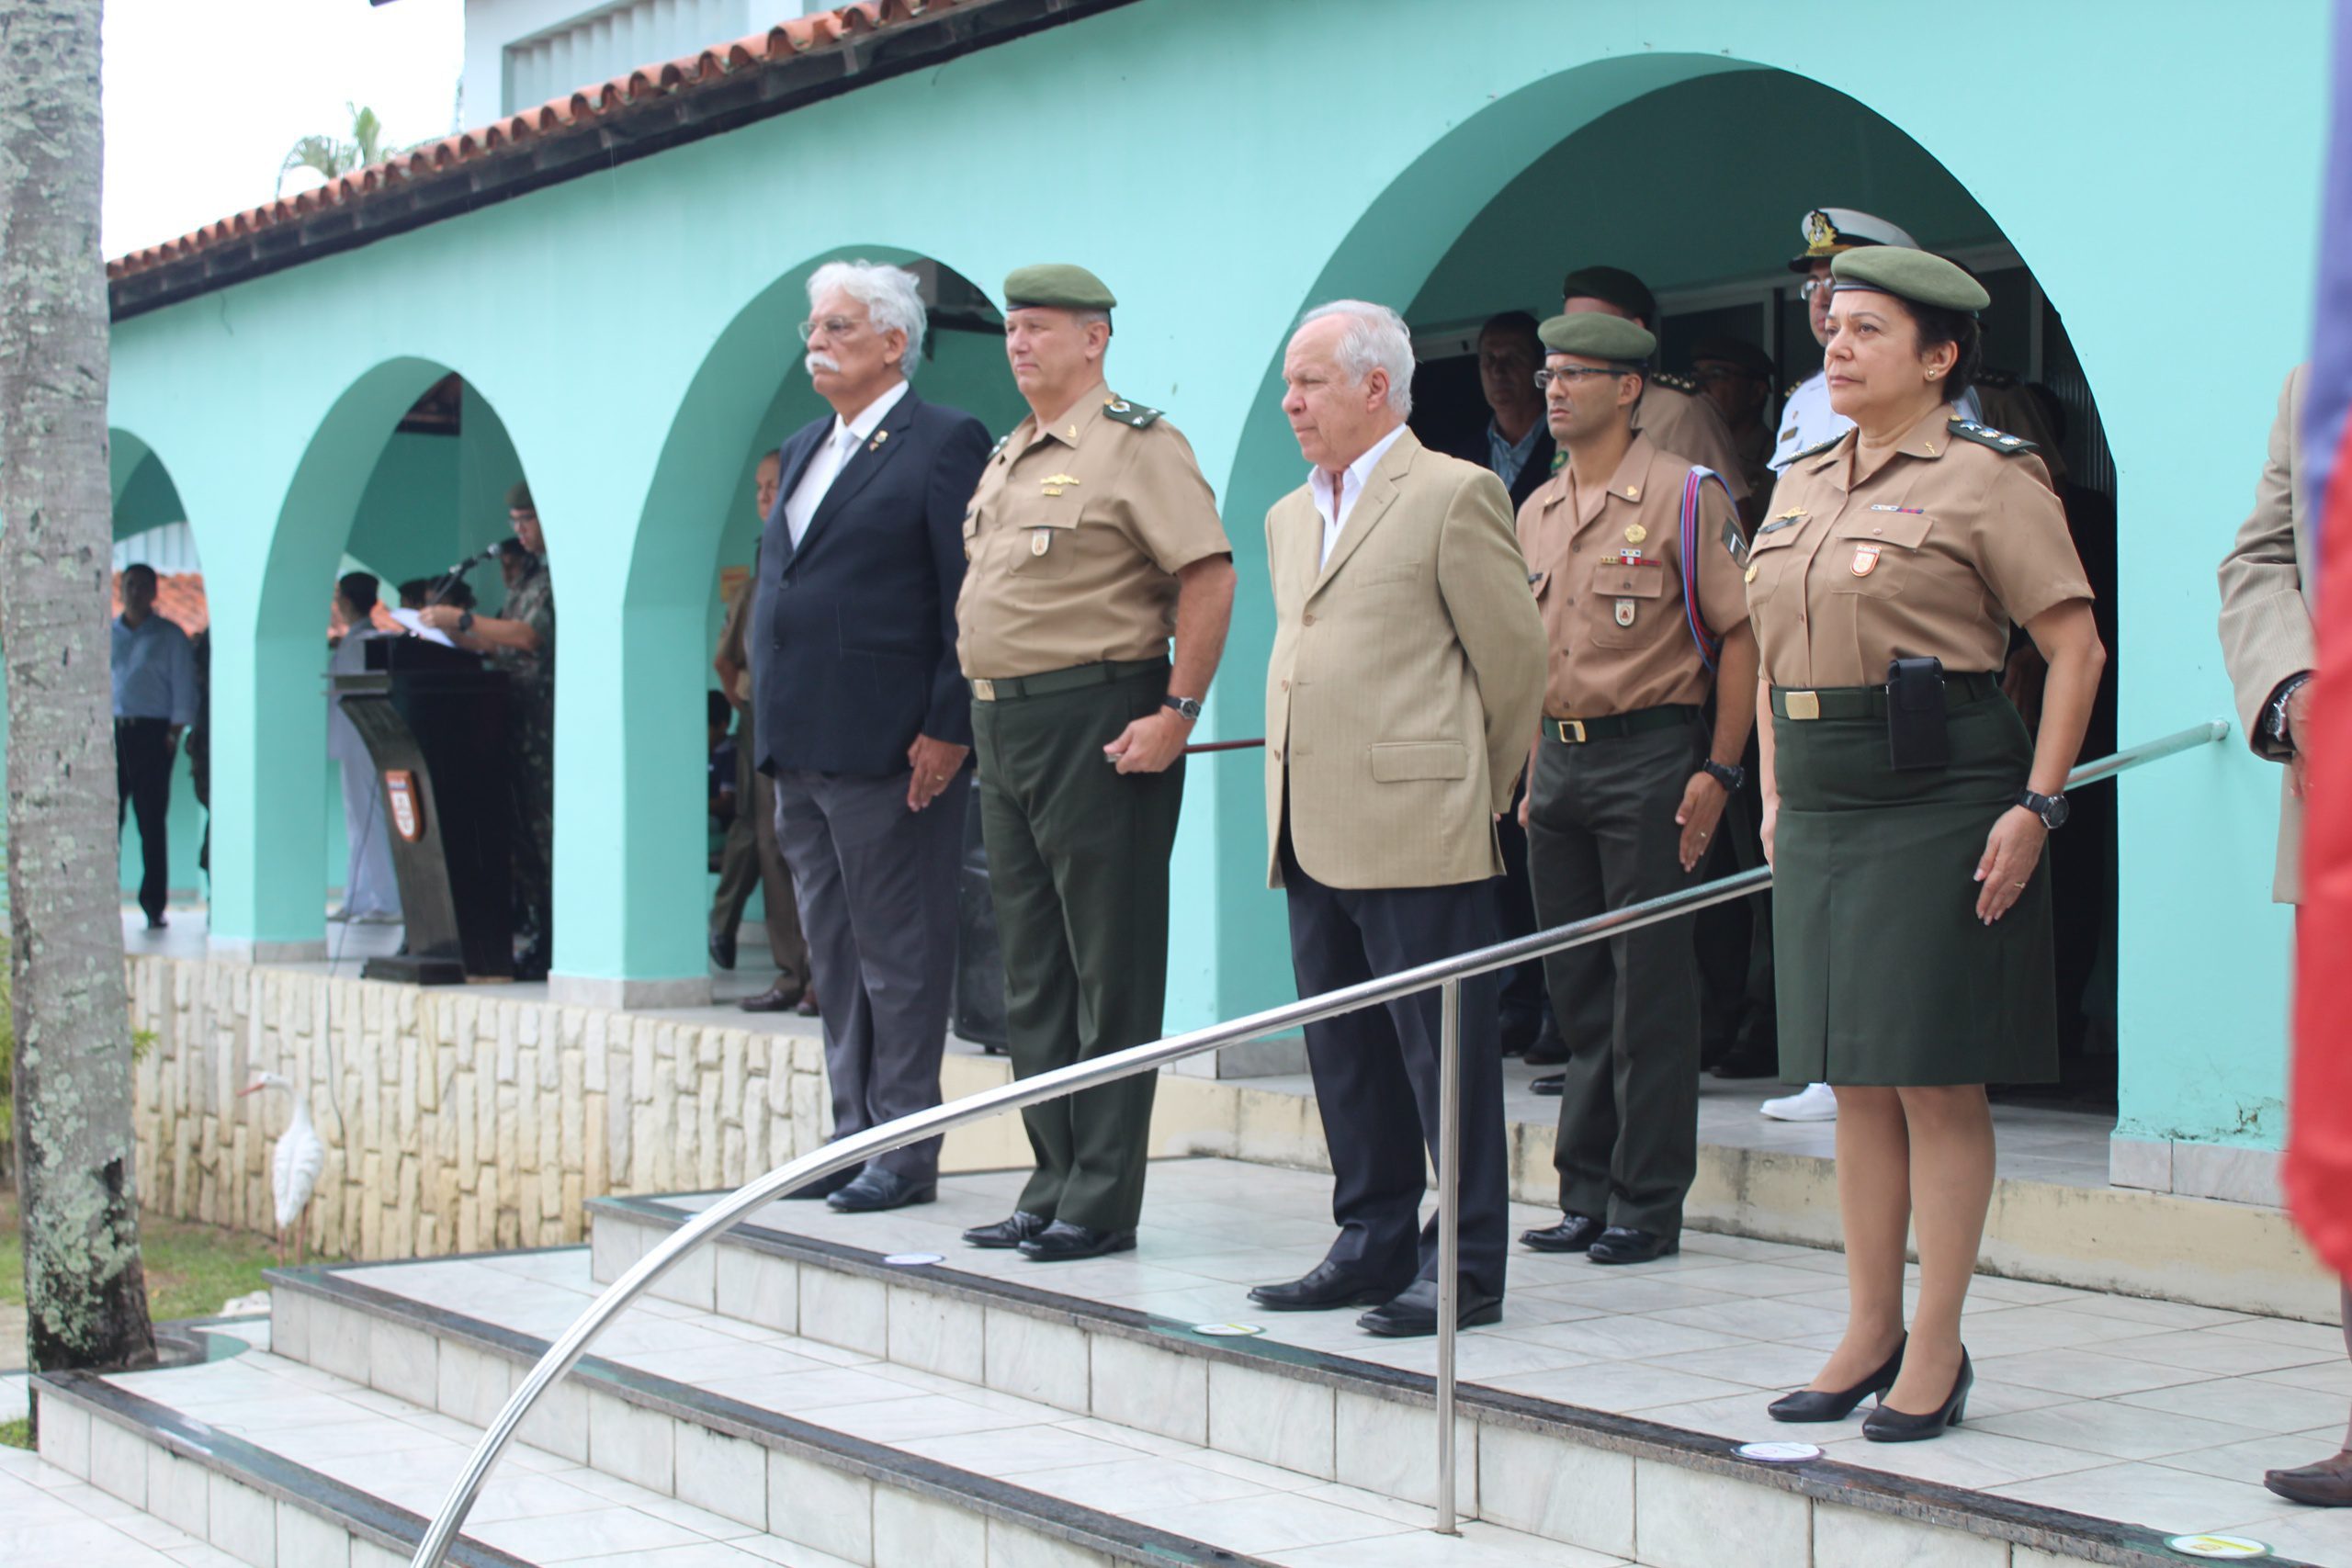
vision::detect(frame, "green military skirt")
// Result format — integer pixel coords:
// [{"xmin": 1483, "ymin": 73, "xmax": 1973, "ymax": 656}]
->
[{"xmin": 1771, "ymin": 691, "xmax": 2058, "ymax": 1087}]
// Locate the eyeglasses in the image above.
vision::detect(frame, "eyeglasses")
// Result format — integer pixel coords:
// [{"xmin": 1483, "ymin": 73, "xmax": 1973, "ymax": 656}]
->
[
  {"xmin": 1800, "ymin": 277, "xmax": 1836, "ymax": 300},
  {"xmin": 1532, "ymin": 367, "xmax": 1627, "ymax": 391},
  {"xmin": 797, "ymin": 316, "xmax": 863, "ymax": 342}
]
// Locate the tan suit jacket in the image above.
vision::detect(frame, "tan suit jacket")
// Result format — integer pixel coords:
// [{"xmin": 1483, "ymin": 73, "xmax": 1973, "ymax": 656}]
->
[
  {"xmin": 2217, "ymin": 364, "xmax": 2314, "ymax": 903},
  {"xmin": 1263, "ymin": 429, "xmax": 1546, "ymax": 890}
]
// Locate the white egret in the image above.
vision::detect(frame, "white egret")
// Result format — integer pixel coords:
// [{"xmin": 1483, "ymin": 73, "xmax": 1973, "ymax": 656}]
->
[{"xmin": 238, "ymin": 1071, "xmax": 327, "ymax": 1263}]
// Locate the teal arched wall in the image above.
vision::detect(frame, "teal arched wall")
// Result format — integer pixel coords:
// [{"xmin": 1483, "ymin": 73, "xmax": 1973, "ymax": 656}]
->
[{"xmin": 102, "ymin": 0, "xmax": 2326, "ymax": 1146}]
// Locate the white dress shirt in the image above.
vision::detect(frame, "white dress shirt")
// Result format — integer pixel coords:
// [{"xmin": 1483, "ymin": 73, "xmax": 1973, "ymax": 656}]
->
[
  {"xmin": 784, "ymin": 379, "xmax": 910, "ymax": 547},
  {"xmin": 1310, "ymin": 423, "xmax": 1409, "ymax": 568}
]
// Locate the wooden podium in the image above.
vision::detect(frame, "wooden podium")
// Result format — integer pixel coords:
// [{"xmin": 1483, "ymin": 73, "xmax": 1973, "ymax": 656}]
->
[{"xmin": 333, "ymin": 638, "xmax": 511, "ymax": 984}]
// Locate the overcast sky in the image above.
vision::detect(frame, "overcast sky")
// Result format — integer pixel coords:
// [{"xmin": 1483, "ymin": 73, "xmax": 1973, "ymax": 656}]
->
[{"xmin": 104, "ymin": 0, "xmax": 465, "ymax": 258}]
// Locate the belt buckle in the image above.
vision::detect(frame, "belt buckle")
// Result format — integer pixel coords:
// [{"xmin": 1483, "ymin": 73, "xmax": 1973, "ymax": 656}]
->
[
  {"xmin": 1783, "ymin": 691, "xmax": 1821, "ymax": 721},
  {"xmin": 1556, "ymin": 718, "xmax": 1587, "ymax": 743},
  {"xmin": 971, "ymin": 678, "xmax": 996, "ymax": 702}
]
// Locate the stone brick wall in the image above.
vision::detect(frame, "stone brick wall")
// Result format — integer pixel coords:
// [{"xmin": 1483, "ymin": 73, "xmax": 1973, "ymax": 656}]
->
[{"xmin": 127, "ymin": 957, "xmax": 831, "ymax": 1261}]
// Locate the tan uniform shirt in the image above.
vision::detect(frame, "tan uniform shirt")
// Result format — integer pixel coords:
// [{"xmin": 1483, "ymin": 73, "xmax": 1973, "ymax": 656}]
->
[
  {"xmin": 1747, "ymin": 402, "xmax": 2090, "ymax": 689},
  {"xmin": 956, "ymin": 382, "xmax": 1230, "ymax": 679},
  {"xmin": 716, "ymin": 547, "xmax": 757, "ymax": 706},
  {"xmin": 1517, "ymin": 435, "xmax": 1747, "ymax": 717},
  {"xmin": 1633, "ymin": 380, "xmax": 1751, "ymax": 502}
]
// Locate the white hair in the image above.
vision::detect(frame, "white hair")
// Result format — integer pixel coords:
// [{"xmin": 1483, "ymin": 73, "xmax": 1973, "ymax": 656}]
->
[
  {"xmin": 808, "ymin": 260, "xmax": 926, "ymax": 376},
  {"xmin": 1298, "ymin": 299, "xmax": 1415, "ymax": 418}
]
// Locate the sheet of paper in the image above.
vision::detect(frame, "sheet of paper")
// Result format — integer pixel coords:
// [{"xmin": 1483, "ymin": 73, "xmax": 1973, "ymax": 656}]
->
[{"xmin": 390, "ymin": 608, "xmax": 455, "ymax": 648}]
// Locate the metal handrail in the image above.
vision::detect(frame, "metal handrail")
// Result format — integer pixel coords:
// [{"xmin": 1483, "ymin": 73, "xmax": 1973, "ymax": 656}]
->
[{"xmin": 411, "ymin": 717, "xmax": 2227, "ymax": 1564}]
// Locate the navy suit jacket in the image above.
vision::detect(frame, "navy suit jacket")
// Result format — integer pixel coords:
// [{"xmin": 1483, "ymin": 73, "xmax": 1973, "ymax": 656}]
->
[{"xmin": 752, "ymin": 387, "xmax": 992, "ymax": 778}]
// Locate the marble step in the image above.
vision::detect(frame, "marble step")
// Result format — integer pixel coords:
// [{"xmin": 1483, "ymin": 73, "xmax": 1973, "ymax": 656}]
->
[
  {"xmin": 582, "ymin": 1177, "xmax": 2336, "ymax": 1568},
  {"xmin": 264, "ymin": 1250, "xmax": 1597, "ymax": 1565}
]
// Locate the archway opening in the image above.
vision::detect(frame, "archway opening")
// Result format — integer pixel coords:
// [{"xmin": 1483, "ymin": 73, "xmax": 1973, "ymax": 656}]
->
[{"xmin": 1226, "ymin": 63, "xmax": 2120, "ymax": 1107}]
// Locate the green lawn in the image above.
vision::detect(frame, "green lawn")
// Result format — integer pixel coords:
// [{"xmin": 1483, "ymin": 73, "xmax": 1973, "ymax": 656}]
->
[{"xmin": 0, "ymin": 1188, "xmax": 288, "ymax": 1325}]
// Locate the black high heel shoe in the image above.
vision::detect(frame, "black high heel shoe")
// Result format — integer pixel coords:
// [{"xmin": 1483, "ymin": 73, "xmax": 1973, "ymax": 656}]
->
[
  {"xmin": 1767, "ymin": 1337, "xmax": 1905, "ymax": 1423},
  {"xmin": 1862, "ymin": 1348, "xmax": 1972, "ymax": 1442}
]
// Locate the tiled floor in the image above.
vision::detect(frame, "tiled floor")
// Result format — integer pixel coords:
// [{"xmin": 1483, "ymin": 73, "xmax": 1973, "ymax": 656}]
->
[{"xmin": 639, "ymin": 1157, "xmax": 2352, "ymax": 1558}]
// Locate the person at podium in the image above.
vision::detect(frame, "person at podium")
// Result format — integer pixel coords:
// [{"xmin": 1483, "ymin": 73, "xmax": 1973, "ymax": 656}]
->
[{"xmin": 420, "ymin": 481, "xmax": 557, "ymax": 979}]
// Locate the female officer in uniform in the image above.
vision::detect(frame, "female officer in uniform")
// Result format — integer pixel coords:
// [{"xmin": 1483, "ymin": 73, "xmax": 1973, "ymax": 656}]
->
[{"xmin": 1747, "ymin": 247, "xmax": 2103, "ymax": 1441}]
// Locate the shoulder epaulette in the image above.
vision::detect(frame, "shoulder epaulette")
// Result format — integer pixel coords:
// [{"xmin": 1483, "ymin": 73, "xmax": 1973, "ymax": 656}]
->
[
  {"xmin": 1102, "ymin": 397, "xmax": 1162, "ymax": 428},
  {"xmin": 1649, "ymin": 369, "xmax": 1698, "ymax": 396},
  {"xmin": 988, "ymin": 434, "xmax": 1010, "ymax": 458},
  {"xmin": 1792, "ymin": 433, "xmax": 1845, "ymax": 464},
  {"xmin": 1947, "ymin": 417, "xmax": 2039, "ymax": 456}
]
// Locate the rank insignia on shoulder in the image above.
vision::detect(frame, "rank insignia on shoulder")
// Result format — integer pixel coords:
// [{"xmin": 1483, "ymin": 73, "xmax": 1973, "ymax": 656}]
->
[
  {"xmin": 1720, "ymin": 516, "xmax": 1750, "ymax": 567},
  {"xmin": 1792, "ymin": 434, "xmax": 1844, "ymax": 464},
  {"xmin": 1947, "ymin": 418, "xmax": 2039, "ymax": 455},
  {"xmin": 1650, "ymin": 369, "xmax": 1698, "ymax": 395},
  {"xmin": 1102, "ymin": 398, "xmax": 1162, "ymax": 428},
  {"xmin": 989, "ymin": 435, "xmax": 1010, "ymax": 459}
]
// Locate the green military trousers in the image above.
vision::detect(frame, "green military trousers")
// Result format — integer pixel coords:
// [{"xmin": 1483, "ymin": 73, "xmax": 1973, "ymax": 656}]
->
[{"xmin": 972, "ymin": 662, "xmax": 1183, "ymax": 1233}]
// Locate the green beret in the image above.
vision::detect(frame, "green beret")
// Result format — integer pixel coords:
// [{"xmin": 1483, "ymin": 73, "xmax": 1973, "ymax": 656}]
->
[
  {"xmin": 1538, "ymin": 312, "xmax": 1657, "ymax": 365},
  {"xmin": 1830, "ymin": 247, "xmax": 1989, "ymax": 313},
  {"xmin": 1003, "ymin": 264, "xmax": 1116, "ymax": 313},
  {"xmin": 1690, "ymin": 334, "xmax": 1772, "ymax": 378},
  {"xmin": 505, "ymin": 480, "xmax": 534, "ymax": 513},
  {"xmin": 1560, "ymin": 265, "xmax": 1657, "ymax": 324}
]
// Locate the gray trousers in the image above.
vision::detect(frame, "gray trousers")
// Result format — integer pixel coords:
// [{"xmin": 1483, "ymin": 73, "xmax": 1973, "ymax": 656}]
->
[
  {"xmin": 1528, "ymin": 718, "xmax": 1705, "ymax": 1239},
  {"xmin": 774, "ymin": 767, "xmax": 966, "ymax": 1181}
]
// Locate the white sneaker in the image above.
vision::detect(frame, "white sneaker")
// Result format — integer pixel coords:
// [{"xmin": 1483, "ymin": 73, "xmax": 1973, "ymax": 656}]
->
[{"xmin": 1760, "ymin": 1083, "xmax": 1838, "ymax": 1122}]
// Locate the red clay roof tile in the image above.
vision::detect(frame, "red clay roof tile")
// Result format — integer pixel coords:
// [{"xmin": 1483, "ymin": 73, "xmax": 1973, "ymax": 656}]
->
[{"xmin": 109, "ymin": 0, "xmax": 974, "ymax": 281}]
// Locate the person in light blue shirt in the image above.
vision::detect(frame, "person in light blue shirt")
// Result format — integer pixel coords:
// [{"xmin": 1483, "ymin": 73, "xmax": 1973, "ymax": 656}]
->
[{"xmin": 112, "ymin": 563, "xmax": 196, "ymax": 929}]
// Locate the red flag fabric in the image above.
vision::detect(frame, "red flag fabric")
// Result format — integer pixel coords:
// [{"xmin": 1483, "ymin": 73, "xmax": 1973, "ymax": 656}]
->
[{"xmin": 2290, "ymin": 458, "xmax": 2352, "ymax": 1280}]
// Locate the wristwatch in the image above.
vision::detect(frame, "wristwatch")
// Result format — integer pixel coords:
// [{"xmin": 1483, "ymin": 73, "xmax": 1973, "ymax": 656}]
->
[
  {"xmin": 457, "ymin": 610, "xmax": 475, "ymax": 636},
  {"xmin": 1162, "ymin": 695, "xmax": 1203, "ymax": 721},
  {"xmin": 2016, "ymin": 788, "xmax": 2069, "ymax": 829},
  {"xmin": 1701, "ymin": 758, "xmax": 1747, "ymax": 793},
  {"xmin": 2267, "ymin": 671, "xmax": 2313, "ymax": 750}
]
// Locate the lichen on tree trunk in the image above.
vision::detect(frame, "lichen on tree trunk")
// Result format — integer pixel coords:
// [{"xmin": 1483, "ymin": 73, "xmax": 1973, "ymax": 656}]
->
[{"xmin": 0, "ymin": 0, "xmax": 158, "ymax": 1382}]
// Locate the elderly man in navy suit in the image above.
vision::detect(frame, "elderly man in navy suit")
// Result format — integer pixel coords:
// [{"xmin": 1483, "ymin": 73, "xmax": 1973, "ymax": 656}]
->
[{"xmin": 752, "ymin": 260, "xmax": 993, "ymax": 1212}]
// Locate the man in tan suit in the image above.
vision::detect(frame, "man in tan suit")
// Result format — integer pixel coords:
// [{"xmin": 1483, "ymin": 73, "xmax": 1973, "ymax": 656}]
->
[
  {"xmin": 1245, "ymin": 300, "xmax": 1545, "ymax": 1337},
  {"xmin": 2218, "ymin": 364, "xmax": 2352, "ymax": 1508}
]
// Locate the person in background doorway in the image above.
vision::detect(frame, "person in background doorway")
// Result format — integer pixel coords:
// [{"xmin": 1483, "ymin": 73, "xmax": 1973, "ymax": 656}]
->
[
  {"xmin": 2216, "ymin": 364, "xmax": 2352, "ymax": 1508},
  {"xmin": 112, "ymin": 562, "xmax": 196, "ymax": 931},
  {"xmin": 707, "ymin": 688, "xmax": 739, "ymax": 844},
  {"xmin": 1249, "ymin": 300, "xmax": 1544, "ymax": 1335},
  {"xmin": 420, "ymin": 482, "xmax": 556, "ymax": 979},
  {"xmin": 1558, "ymin": 266, "xmax": 1749, "ymax": 512},
  {"xmin": 1514, "ymin": 311, "xmax": 1756, "ymax": 1267},
  {"xmin": 756, "ymin": 260, "xmax": 992, "ymax": 1214},
  {"xmin": 327, "ymin": 572, "xmax": 402, "ymax": 925},
  {"xmin": 956, "ymin": 264, "xmax": 1235, "ymax": 1260},
  {"xmin": 711, "ymin": 451, "xmax": 815, "ymax": 1015},
  {"xmin": 1440, "ymin": 309, "xmax": 1559, "ymax": 1066},
  {"xmin": 1690, "ymin": 335, "xmax": 1776, "ymax": 504}
]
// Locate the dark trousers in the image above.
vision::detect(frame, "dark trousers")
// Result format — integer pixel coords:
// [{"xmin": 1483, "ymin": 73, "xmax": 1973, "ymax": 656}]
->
[
  {"xmin": 1493, "ymin": 771, "xmax": 1549, "ymax": 1027},
  {"xmin": 713, "ymin": 718, "xmax": 809, "ymax": 986},
  {"xmin": 1280, "ymin": 822, "xmax": 1510, "ymax": 1297},
  {"xmin": 1528, "ymin": 719, "xmax": 1704, "ymax": 1239},
  {"xmin": 775, "ymin": 767, "xmax": 964, "ymax": 1182},
  {"xmin": 972, "ymin": 667, "xmax": 1182, "ymax": 1233},
  {"xmin": 115, "ymin": 717, "xmax": 174, "ymax": 920}
]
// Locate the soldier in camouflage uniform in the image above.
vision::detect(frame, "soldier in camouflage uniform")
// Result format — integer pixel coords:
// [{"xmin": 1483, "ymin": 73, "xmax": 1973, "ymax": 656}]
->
[{"xmin": 419, "ymin": 479, "xmax": 557, "ymax": 977}]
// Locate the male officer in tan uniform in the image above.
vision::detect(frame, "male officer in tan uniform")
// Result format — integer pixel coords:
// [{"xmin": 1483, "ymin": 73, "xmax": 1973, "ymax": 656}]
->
[
  {"xmin": 1515, "ymin": 312, "xmax": 1757, "ymax": 1266},
  {"xmin": 2216, "ymin": 364, "xmax": 2352, "ymax": 1509},
  {"xmin": 1247, "ymin": 299, "xmax": 1544, "ymax": 1336},
  {"xmin": 1559, "ymin": 266, "xmax": 1750, "ymax": 511},
  {"xmin": 956, "ymin": 264, "xmax": 1236, "ymax": 1263}
]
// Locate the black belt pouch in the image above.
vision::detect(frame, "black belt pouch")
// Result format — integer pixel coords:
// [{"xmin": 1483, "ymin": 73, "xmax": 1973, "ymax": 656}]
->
[{"xmin": 1886, "ymin": 656, "xmax": 1951, "ymax": 771}]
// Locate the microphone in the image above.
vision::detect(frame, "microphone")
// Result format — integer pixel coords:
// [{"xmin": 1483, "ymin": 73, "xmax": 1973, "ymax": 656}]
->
[{"xmin": 424, "ymin": 536, "xmax": 517, "ymax": 604}]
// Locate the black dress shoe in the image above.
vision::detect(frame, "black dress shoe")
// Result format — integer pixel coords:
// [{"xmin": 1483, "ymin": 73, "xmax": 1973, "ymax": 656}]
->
[
  {"xmin": 709, "ymin": 929, "xmax": 737, "ymax": 971},
  {"xmin": 1708, "ymin": 1046, "xmax": 1778, "ymax": 1079},
  {"xmin": 963, "ymin": 1210, "xmax": 1051, "ymax": 1248},
  {"xmin": 1530, "ymin": 1073, "xmax": 1565, "ymax": 1096},
  {"xmin": 1769, "ymin": 1337, "xmax": 1905, "ymax": 1423},
  {"xmin": 780, "ymin": 1168, "xmax": 859, "ymax": 1201},
  {"xmin": 1247, "ymin": 1260, "xmax": 1408, "ymax": 1312},
  {"xmin": 1520, "ymin": 1213, "xmax": 1605, "ymax": 1253},
  {"xmin": 1521, "ymin": 1021, "xmax": 1568, "ymax": 1066},
  {"xmin": 1862, "ymin": 1349, "xmax": 1972, "ymax": 1442},
  {"xmin": 1018, "ymin": 1221, "xmax": 1136, "ymax": 1262},
  {"xmin": 1356, "ymin": 1278, "xmax": 1502, "ymax": 1337},
  {"xmin": 827, "ymin": 1168, "xmax": 937, "ymax": 1213},
  {"xmin": 739, "ymin": 981, "xmax": 806, "ymax": 1014},
  {"xmin": 1588, "ymin": 1226, "xmax": 1678, "ymax": 1265}
]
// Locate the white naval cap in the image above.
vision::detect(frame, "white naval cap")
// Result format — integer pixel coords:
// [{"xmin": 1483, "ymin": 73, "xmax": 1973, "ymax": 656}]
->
[{"xmin": 1788, "ymin": 208, "xmax": 1920, "ymax": 271}]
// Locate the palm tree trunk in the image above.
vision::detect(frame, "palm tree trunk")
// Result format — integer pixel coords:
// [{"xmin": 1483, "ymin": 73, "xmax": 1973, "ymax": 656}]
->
[{"xmin": 0, "ymin": 0, "xmax": 158, "ymax": 1383}]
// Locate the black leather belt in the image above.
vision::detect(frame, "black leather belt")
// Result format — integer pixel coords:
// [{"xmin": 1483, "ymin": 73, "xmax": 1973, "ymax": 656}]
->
[
  {"xmin": 1543, "ymin": 705, "xmax": 1701, "ymax": 744},
  {"xmin": 1771, "ymin": 671, "xmax": 2000, "ymax": 721},
  {"xmin": 969, "ymin": 658, "xmax": 1167, "ymax": 703}
]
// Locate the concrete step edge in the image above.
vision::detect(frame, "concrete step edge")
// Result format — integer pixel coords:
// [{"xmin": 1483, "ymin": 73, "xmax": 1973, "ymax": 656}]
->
[
  {"xmin": 584, "ymin": 1194, "xmax": 2312, "ymax": 1568},
  {"xmin": 32, "ymin": 1357, "xmax": 535, "ymax": 1568},
  {"xmin": 265, "ymin": 1260, "xmax": 1279, "ymax": 1568}
]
